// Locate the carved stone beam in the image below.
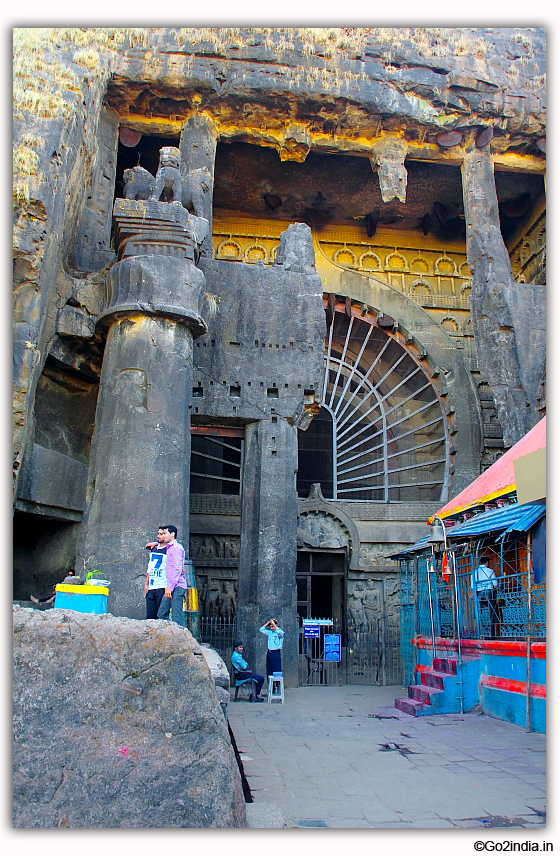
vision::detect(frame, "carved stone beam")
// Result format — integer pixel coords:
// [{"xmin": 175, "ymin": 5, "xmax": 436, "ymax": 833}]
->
[{"xmin": 370, "ymin": 136, "xmax": 409, "ymax": 203}]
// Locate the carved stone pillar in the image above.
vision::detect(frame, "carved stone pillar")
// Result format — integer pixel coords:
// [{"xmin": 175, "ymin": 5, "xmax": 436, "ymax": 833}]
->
[
  {"xmin": 180, "ymin": 115, "xmax": 218, "ymax": 257},
  {"xmin": 461, "ymin": 148, "xmax": 533, "ymax": 446},
  {"xmin": 76, "ymin": 200, "xmax": 208, "ymax": 617},
  {"xmin": 237, "ymin": 418, "xmax": 299, "ymax": 688}
]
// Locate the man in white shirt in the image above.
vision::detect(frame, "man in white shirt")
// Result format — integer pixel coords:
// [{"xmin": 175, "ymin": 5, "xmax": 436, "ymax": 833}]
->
[
  {"xmin": 145, "ymin": 528, "xmax": 168, "ymax": 619},
  {"xmin": 260, "ymin": 618, "xmax": 285, "ymax": 678},
  {"xmin": 471, "ymin": 558, "xmax": 498, "ymax": 637}
]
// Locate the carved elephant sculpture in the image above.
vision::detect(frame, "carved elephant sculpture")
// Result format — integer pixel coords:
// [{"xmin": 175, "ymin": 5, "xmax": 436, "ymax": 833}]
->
[
  {"xmin": 150, "ymin": 146, "xmax": 182, "ymax": 204},
  {"xmin": 123, "ymin": 166, "xmax": 155, "ymax": 200}
]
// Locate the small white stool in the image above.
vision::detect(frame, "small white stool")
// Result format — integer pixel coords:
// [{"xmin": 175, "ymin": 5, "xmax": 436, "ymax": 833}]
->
[{"xmin": 267, "ymin": 675, "xmax": 285, "ymax": 703}]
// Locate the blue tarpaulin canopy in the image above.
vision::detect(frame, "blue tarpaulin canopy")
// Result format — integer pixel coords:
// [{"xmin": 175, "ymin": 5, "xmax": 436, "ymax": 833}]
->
[
  {"xmin": 388, "ymin": 503, "xmax": 545, "ymax": 559},
  {"xmin": 446, "ymin": 502, "xmax": 545, "ymax": 540},
  {"xmin": 389, "ymin": 535, "xmax": 430, "ymax": 558}
]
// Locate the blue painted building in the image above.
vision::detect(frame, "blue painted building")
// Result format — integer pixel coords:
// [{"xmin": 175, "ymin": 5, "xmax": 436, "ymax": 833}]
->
[{"xmin": 395, "ymin": 419, "xmax": 546, "ymax": 733}]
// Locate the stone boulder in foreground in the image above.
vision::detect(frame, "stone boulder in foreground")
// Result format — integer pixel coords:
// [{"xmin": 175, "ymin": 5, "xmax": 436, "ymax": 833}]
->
[{"xmin": 13, "ymin": 605, "xmax": 245, "ymax": 828}]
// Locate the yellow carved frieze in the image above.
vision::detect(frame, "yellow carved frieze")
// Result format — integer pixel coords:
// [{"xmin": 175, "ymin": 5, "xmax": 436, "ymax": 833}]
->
[{"xmin": 212, "ymin": 216, "xmax": 474, "ymax": 345}]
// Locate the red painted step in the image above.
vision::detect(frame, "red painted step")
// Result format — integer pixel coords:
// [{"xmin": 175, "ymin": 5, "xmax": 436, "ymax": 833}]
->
[
  {"xmin": 434, "ymin": 657, "xmax": 458, "ymax": 674},
  {"xmin": 395, "ymin": 697, "xmax": 430, "ymax": 716},
  {"xmin": 421, "ymin": 669, "xmax": 449, "ymax": 690},
  {"xmin": 395, "ymin": 654, "xmax": 462, "ymax": 717},
  {"xmin": 410, "ymin": 684, "xmax": 442, "ymax": 704}
]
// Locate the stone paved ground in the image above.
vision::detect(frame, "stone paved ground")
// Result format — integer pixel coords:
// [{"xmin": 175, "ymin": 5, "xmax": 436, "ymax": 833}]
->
[{"xmin": 228, "ymin": 684, "xmax": 546, "ymax": 830}]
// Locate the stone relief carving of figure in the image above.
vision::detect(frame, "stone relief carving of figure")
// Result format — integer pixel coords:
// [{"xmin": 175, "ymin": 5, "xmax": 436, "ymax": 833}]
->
[
  {"xmin": 197, "ymin": 536, "xmax": 216, "ymax": 557},
  {"xmin": 360, "ymin": 543, "xmax": 395, "ymax": 567},
  {"xmin": 150, "ymin": 146, "xmax": 183, "ymax": 205},
  {"xmin": 385, "ymin": 574, "xmax": 401, "ymax": 620},
  {"xmin": 347, "ymin": 580, "xmax": 366, "ymax": 631},
  {"xmin": 198, "ymin": 578, "xmax": 209, "ymax": 616},
  {"xmin": 215, "ymin": 537, "xmax": 240, "ymax": 559},
  {"xmin": 123, "ymin": 166, "xmax": 155, "ymax": 200},
  {"xmin": 371, "ymin": 136, "xmax": 409, "ymax": 203},
  {"xmin": 363, "ymin": 578, "xmax": 381, "ymax": 632},
  {"xmin": 214, "ymin": 579, "xmax": 237, "ymax": 621},
  {"xmin": 208, "ymin": 579, "xmax": 220, "ymax": 617},
  {"xmin": 181, "ymin": 166, "xmax": 212, "ymax": 218},
  {"xmin": 298, "ymin": 513, "xmax": 346, "ymax": 550}
]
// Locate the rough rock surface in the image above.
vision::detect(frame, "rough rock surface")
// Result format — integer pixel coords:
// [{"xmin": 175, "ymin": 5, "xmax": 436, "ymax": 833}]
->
[
  {"xmin": 13, "ymin": 605, "xmax": 246, "ymax": 828},
  {"xmin": 274, "ymin": 222, "xmax": 317, "ymax": 271}
]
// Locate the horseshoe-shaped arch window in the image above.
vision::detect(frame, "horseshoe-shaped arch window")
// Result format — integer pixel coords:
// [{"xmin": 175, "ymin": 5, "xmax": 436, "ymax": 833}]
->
[{"xmin": 297, "ymin": 299, "xmax": 452, "ymax": 503}]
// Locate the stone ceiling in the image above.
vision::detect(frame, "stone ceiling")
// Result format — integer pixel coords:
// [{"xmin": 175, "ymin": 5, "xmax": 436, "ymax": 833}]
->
[
  {"xmin": 115, "ymin": 134, "xmax": 545, "ymax": 243},
  {"xmin": 212, "ymin": 141, "xmax": 545, "ymax": 241}
]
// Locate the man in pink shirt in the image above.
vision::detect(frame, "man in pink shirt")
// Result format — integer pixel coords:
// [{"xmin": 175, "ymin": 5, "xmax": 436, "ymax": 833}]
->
[{"xmin": 156, "ymin": 525, "xmax": 187, "ymax": 627}]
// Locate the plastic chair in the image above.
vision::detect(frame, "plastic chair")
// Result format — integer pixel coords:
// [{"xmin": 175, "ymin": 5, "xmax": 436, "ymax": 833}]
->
[{"xmin": 233, "ymin": 668, "xmax": 257, "ymax": 702}]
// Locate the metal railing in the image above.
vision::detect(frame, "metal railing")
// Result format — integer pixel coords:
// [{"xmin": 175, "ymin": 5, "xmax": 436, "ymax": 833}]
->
[
  {"xmin": 298, "ymin": 622, "xmax": 343, "ymax": 687},
  {"xmin": 456, "ymin": 571, "xmax": 546, "ymax": 640},
  {"xmin": 199, "ymin": 617, "xmax": 237, "ymax": 664},
  {"xmin": 297, "ymin": 618, "xmax": 403, "ymax": 687},
  {"xmin": 409, "ymin": 555, "xmax": 545, "ymax": 641}
]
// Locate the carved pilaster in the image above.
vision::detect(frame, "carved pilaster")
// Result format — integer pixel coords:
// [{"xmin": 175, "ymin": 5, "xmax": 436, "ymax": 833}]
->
[
  {"xmin": 180, "ymin": 115, "xmax": 218, "ymax": 257},
  {"xmin": 461, "ymin": 148, "xmax": 535, "ymax": 446},
  {"xmin": 237, "ymin": 418, "xmax": 299, "ymax": 688}
]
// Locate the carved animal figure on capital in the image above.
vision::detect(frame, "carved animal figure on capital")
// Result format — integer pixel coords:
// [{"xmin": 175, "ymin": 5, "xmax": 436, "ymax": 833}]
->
[
  {"xmin": 181, "ymin": 166, "xmax": 212, "ymax": 217},
  {"xmin": 150, "ymin": 146, "xmax": 183, "ymax": 204},
  {"xmin": 123, "ymin": 166, "xmax": 155, "ymax": 200}
]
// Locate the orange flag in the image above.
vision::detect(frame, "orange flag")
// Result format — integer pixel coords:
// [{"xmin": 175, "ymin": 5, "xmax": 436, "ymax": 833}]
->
[{"xmin": 442, "ymin": 553, "xmax": 451, "ymax": 585}]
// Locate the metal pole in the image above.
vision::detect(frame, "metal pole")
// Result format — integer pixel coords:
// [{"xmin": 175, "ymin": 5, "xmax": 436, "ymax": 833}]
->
[
  {"xmin": 473, "ymin": 542, "xmax": 480, "ymax": 638},
  {"xmin": 526, "ymin": 532, "xmax": 533, "ymax": 732},
  {"xmin": 450, "ymin": 548, "xmax": 464, "ymax": 713},
  {"xmin": 433, "ymin": 514, "xmax": 464, "ymax": 713},
  {"xmin": 381, "ymin": 616, "xmax": 387, "ymax": 686},
  {"xmin": 427, "ymin": 553, "xmax": 437, "ymax": 662}
]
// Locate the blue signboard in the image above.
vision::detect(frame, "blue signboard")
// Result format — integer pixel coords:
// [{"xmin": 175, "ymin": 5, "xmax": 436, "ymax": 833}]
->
[
  {"xmin": 324, "ymin": 634, "xmax": 341, "ymax": 662},
  {"xmin": 304, "ymin": 624, "xmax": 320, "ymax": 638}
]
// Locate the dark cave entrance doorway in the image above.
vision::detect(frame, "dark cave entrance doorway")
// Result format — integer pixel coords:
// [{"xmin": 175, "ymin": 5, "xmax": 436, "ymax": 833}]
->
[{"xmin": 297, "ymin": 549, "xmax": 345, "ymax": 686}]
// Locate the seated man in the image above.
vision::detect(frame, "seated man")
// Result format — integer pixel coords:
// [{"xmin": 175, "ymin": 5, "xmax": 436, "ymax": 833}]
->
[
  {"xmin": 30, "ymin": 585, "xmax": 57, "ymax": 608},
  {"xmin": 232, "ymin": 641, "xmax": 265, "ymax": 702}
]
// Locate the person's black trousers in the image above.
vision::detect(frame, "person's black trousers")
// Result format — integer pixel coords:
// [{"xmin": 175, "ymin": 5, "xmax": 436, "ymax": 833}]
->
[
  {"xmin": 266, "ymin": 649, "xmax": 282, "ymax": 677},
  {"xmin": 146, "ymin": 587, "xmax": 165, "ymax": 619},
  {"xmin": 252, "ymin": 673, "xmax": 265, "ymax": 697}
]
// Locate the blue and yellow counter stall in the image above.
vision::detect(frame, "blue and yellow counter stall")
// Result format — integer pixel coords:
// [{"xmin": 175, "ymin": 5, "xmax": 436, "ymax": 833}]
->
[
  {"xmin": 54, "ymin": 584, "xmax": 109, "ymax": 614},
  {"xmin": 395, "ymin": 417, "xmax": 546, "ymax": 733}
]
